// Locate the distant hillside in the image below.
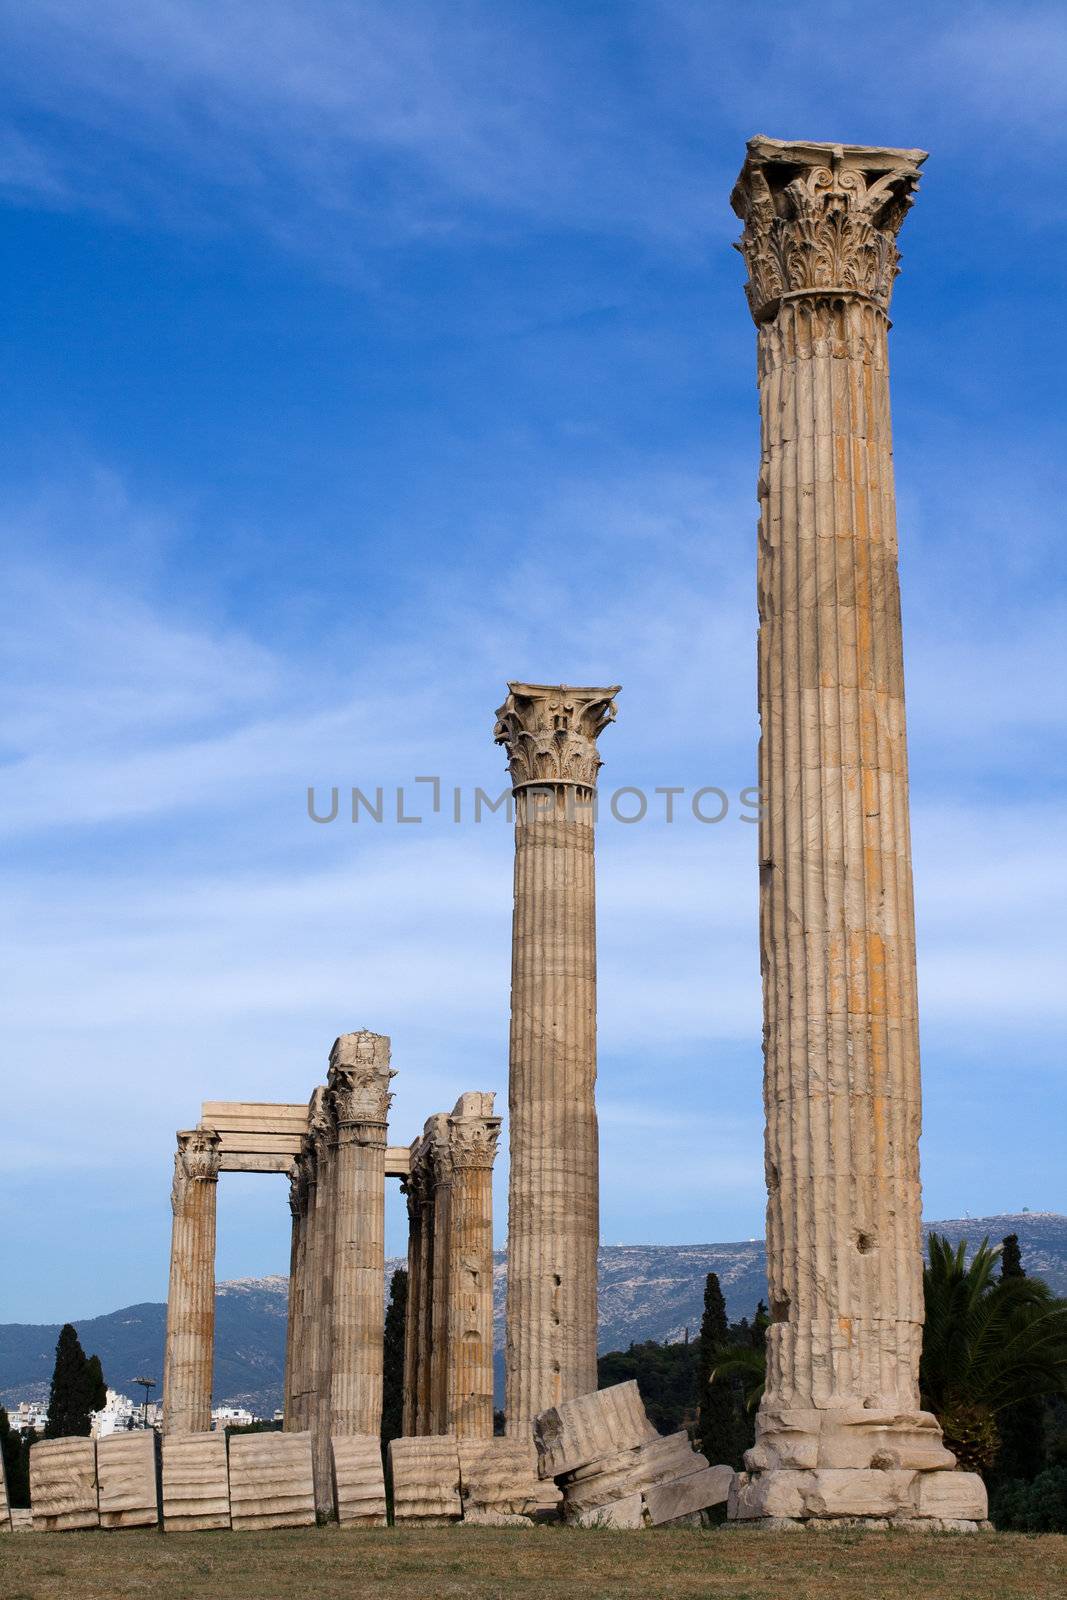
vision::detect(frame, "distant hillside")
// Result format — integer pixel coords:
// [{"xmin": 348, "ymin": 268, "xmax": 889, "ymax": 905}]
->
[{"xmin": 3, "ymin": 1214, "xmax": 1062, "ymax": 1417}]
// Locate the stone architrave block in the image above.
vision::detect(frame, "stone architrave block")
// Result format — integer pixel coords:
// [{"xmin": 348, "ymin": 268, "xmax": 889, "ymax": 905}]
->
[
  {"xmin": 534, "ymin": 1382, "xmax": 657, "ymax": 1480},
  {"xmin": 569, "ymin": 1491, "xmax": 645, "ymax": 1529},
  {"xmin": 644, "ymin": 1465, "xmax": 735, "ymax": 1526},
  {"xmin": 0, "ymin": 1440, "xmax": 11, "ymax": 1532},
  {"xmin": 331, "ymin": 1435, "xmax": 387, "ymax": 1528},
  {"xmin": 29, "ymin": 1437, "xmax": 99, "ymax": 1531},
  {"xmin": 913, "ymin": 1471, "xmax": 988, "ymax": 1522},
  {"xmin": 97, "ymin": 1432, "xmax": 160, "ymax": 1528},
  {"xmin": 458, "ymin": 1438, "xmax": 541, "ymax": 1519},
  {"xmin": 162, "ymin": 1431, "xmax": 230, "ymax": 1531},
  {"xmin": 228, "ymin": 1431, "xmax": 315, "ymax": 1531},
  {"xmin": 388, "ymin": 1436, "xmax": 462, "ymax": 1524}
]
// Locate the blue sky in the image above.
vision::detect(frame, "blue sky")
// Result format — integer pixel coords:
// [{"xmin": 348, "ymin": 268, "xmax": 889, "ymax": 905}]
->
[{"xmin": 1, "ymin": 1, "xmax": 1065, "ymax": 1323}]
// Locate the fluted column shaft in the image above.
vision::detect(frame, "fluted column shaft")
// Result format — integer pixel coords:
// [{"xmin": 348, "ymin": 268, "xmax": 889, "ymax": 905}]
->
[
  {"xmin": 401, "ymin": 1158, "xmax": 431, "ymax": 1435},
  {"xmin": 447, "ymin": 1113, "xmax": 502, "ymax": 1440},
  {"xmin": 494, "ymin": 683, "xmax": 619, "ymax": 1430},
  {"xmin": 446, "ymin": 1098, "xmax": 501, "ymax": 1437},
  {"xmin": 757, "ymin": 293, "xmax": 924, "ymax": 1411},
  {"xmin": 311, "ymin": 1119, "xmax": 337, "ymax": 1515},
  {"xmin": 329, "ymin": 1031, "xmax": 395, "ymax": 1438},
  {"xmin": 283, "ymin": 1161, "xmax": 308, "ymax": 1429},
  {"xmin": 162, "ymin": 1129, "xmax": 221, "ymax": 1434},
  {"xmin": 732, "ymin": 138, "xmax": 931, "ymax": 1429},
  {"xmin": 427, "ymin": 1117, "xmax": 453, "ymax": 1433}
]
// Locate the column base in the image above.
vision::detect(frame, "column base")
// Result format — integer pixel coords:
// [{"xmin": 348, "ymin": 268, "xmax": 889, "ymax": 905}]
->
[
  {"xmin": 728, "ymin": 1466, "xmax": 988, "ymax": 1528},
  {"xmin": 726, "ymin": 1406, "xmax": 988, "ymax": 1527}
]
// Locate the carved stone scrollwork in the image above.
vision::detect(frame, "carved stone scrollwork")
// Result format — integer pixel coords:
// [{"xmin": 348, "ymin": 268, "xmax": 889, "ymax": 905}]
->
[
  {"xmin": 494, "ymin": 682, "xmax": 620, "ymax": 790},
  {"xmin": 328, "ymin": 1031, "xmax": 395, "ymax": 1131},
  {"xmin": 171, "ymin": 1126, "xmax": 221, "ymax": 1213},
  {"xmin": 448, "ymin": 1114, "xmax": 502, "ymax": 1171},
  {"xmin": 731, "ymin": 137, "xmax": 926, "ymax": 323},
  {"xmin": 289, "ymin": 1156, "xmax": 309, "ymax": 1218}
]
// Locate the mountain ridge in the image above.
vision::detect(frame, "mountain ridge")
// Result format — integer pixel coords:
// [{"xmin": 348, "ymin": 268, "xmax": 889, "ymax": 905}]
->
[{"xmin": 3, "ymin": 1213, "xmax": 1062, "ymax": 1415}]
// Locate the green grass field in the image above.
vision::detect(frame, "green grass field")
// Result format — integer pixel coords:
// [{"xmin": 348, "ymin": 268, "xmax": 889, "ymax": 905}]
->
[{"xmin": 2, "ymin": 1526, "xmax": 1065, "ymax": 1600}]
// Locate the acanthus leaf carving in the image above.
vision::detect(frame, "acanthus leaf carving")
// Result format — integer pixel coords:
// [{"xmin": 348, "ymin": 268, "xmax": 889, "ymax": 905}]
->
[
  {"xmin": 494, "ymin": 682, "xmax": 620, "ymax": 790},
  {"xmin": 448, "ymin": 1114, "xmax": 502, "ymax": 1171},
  {"xmin": 731, "ymin": 139, "xmax": 925, "ymax": 323}
]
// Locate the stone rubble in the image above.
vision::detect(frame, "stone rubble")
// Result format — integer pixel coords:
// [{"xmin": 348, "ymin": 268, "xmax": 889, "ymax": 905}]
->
[{"xmin": 534, "ymin": 1382, "xmax": 733, "ymax": 1529}]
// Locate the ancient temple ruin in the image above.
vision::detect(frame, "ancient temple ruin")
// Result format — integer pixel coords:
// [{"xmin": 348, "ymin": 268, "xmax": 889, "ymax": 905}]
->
[
  {"xmin": 161, "ymin": 1033, "xmax": 502, "ymax": 1517},
  {"xmin": 12, "ymin": 135, "xmax": 991, "ymax": 1540}
]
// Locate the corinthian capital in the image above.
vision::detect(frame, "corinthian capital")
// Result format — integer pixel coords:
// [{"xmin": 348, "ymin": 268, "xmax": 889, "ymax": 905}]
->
[
  {"xmin": 731, "ymin": 136, "xmax": 926, "ymax": 323},
  {"xmin": 171, "ymin": 1126, "xmax": 221, "ymax": 1212},
  {"xmin": 494, "ymin": 682, "xmax": 620, "ymax": 790},
  {"xmin": 328, "ymin": 1030, "xmax": 395, "ymax": 1128},
  {"xmin": 448, "ymin": 1100, "xmax": 502, "ymax": 1171}
]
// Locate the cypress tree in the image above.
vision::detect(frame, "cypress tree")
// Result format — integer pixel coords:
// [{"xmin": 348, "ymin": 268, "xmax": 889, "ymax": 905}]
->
[
  {"xmin": 44, "ymin": 1324, "xmax": 95, "ymax": 1438},
  {"xmin": 1, "ymin": 1407, "xmax": 32, "ymax": 1508},
  {"xmin": 381, "ymin": 1267, "xmax": 408, "ymax": 1447},
  {"xmin": 994, "ymin": 1234, "xmax": 1047, "ymax": 1482},
  {"xmin": 85, "ymin": 1354, "xmax": 108, "ymax": 1414},
  {"xmin": 696, "ymin": 1273, "xmax": 746, "ymax": 1468},
  {"xmin": 1001, "ymin": 1233, "xmax": 1024, "ymax": 1279}
]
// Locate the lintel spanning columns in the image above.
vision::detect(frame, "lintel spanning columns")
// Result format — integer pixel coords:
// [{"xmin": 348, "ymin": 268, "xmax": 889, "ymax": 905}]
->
[
  {"xmin": 494, "ymin": 683, "xmax": 619, "ymax": 1431},
  {"xmin": 162, "ymin": 1128, "xmax": 222, "ymax": 1434},
  {"xmin": 728, "ymin": 137, "xmax": 985, "ymax": 1526},
  {"xmin": 402, "ymin": 1094, "xmax": 501, "ymax": 1438}
]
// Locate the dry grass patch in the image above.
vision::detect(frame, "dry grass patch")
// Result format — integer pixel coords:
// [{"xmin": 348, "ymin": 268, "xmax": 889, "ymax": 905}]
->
[{"xmin": 2, "ymin": 1525, "xmax": 1065, "ymax": 1600}]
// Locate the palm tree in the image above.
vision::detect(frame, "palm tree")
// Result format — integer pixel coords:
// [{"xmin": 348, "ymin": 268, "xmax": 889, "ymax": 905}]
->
[{"xmin": 920, "ymin": 1234, "xmax": 1067, "ymax": 1475}]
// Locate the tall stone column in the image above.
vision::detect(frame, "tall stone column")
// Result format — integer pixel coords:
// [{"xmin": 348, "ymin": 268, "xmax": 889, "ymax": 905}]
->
[
  {"xmin": 283, "ymin": 1157, "xmax": 308, "ymax": 1430},
  {"xmin": 309, "ymin": 1089, "xmax": 337, "ymax": 1515},
  {"xmin": 162, "ymin": 1128, "xmax": 221, "ymax": 1434},
  {"xmin": 427, "ymin": 1114, "xmax": 454, "ymax": 1434},
  {"xmin": 329, "ymin": 1031, "xmax": 395, "ymax": 1437},
  {"xmin": 401, "ymin": 1144, "xmax": 432, "ymax": 1436},
  {"xmin": 729, "ymin": 137, "xmax": 985, "ymax": 1525},
  {"xmin": 445, "ymin": 1094, "xmax": 502, "ymax": 1438},
  {"xmin": 296, "ymin": 1120, "xmax": 322, "ymax": 1435},
  {"xmin": 494, "ymin": 683, "xmax": 619, "ymax": 1430}
]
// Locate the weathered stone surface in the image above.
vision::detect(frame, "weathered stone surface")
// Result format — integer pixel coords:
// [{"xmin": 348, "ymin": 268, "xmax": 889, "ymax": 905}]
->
[
  {"xmin": 388, "ymin": 1437, "xmax": 462, "ymax": 1524},
  {"xmin": 534, "ymin": 1381, "xmax": 656, "ymax": 1479},
  {"xmin": 570, "ymin": 1491, "xmax": 645, "ymax": 1529},
  {"xmin": 0, "ymin": 1439, "xmax": 11, "ymax": 1532},
  {"xmin": 446, "ymin": 1096, "xmax": 501, "ymax": 1438},
  {"xmin": 162, "ymin": 1430, "xmax": 231, "ymax": 1531},
  {"xmin": 803, "ymin": 1469, "xmax": 918, "ymax": 1520},
  {"xmin": 29, "ymin": 1437, "xmax": 99, "ymax": 1531},
  {"xmin": 458, "ymin": 1438, "xmax": 540, "ymax": 1518},
  {"xmin": 330, "ymin": 1434, "xmax": 386, "ymax": 1527},
  {"xmin": 9, "ymin": 1507, "xmax": 33, "ymax": 1532},
  {"xmin": 97, "ymin": 1432, "xmax": 159, "ymax": 1529},
  {"xmin": 162, "ymin": 1128, "xmax": 221, "ymax": 1434},
  {"xmin": 563, "ymin": 1431, "xmax": 706, "ymax": 1516},
  {"xmin": 228, "ymin": 1431, "xmax": 315, "ymax": 1531},
  {"xmin": 496, "ymin": 684, "xmax": 619, "ymax": 1429},
  {"xmin": 728, "ymin": 136, "xmax": 962, "ymax": 1522},
  {"xmin": 644, "ymin": 1465, "xmax": 735, "ymax": 1526},
  {"xmin": 913, "ymin": 1471, "xmax": 988, "ymax": 1521},
  {"xmin": 328, "ymin": 1032, "xmax": 394, "ymax": 1440}
]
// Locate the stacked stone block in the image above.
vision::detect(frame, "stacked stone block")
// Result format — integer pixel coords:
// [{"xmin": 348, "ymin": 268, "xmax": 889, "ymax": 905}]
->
[
  {"xmin": 533, "ymin": 1382, "xmax": 732, "ymax": 1529},
  {"xmin": 28, "ymin": 1438, "xmax": 99, "ymax": 1532},
  {"xmin": 457, "ymin": 1438, "xmax": 543, "ymax": 1525},
  {"xmin": 162, "ymin": 1431, "xmax": 231, "ymax": 1531},
  {"xmin": 228, "ymin": 1431, "xmax": 315, "ymax": 1531},
  {"xmin": 331, "ymin": 1435, "xmax": 387, "ymax": 1527},
  {"xmin": 96, "ymin": 1431, "xmax": 160, "ymax": 1528},
  {"xmin": 388, "ymin": 1436, "xmax": 463, "ymax": 1525}
]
